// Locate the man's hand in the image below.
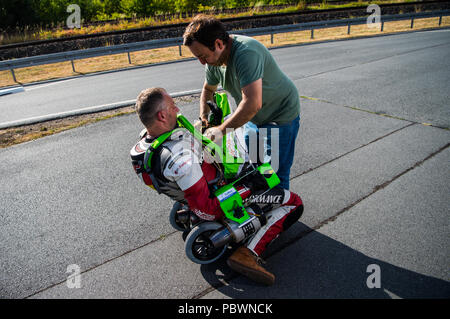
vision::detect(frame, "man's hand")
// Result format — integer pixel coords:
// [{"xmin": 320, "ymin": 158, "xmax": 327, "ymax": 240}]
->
[
  {"xmin": 194, "ymin": 117, "xmax": 209, "ymax": 133},
  {"xmin": 204, "ymin": 126, "xmax": 223, "ymax": 142},
  {"xmin": 217, "ymin": 79, "xmax": 262, "ymax": 132},
  {"xmin": 193, "ymin": 120, "xmax": 203, "ymax": 132}
]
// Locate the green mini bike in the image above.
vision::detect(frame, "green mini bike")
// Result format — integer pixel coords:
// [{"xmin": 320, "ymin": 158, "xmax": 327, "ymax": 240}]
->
[
  {"xmin": 166, "ymin": 94, "xmax": 281, "ymax": 264},
  {"xmin": 170, "ymin": 161, "xmax": 280, "ymax": 264}
]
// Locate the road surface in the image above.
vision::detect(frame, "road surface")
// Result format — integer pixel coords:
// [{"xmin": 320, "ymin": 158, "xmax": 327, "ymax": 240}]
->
[{"xmin": 0, "ymin": 29, "xmax": 449, "ymax": 299}]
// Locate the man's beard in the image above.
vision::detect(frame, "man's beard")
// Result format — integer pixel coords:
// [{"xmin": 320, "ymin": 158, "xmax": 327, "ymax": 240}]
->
[{"xmin": 211, "ymin": 47, "xmax": 229, "ymax": 66}]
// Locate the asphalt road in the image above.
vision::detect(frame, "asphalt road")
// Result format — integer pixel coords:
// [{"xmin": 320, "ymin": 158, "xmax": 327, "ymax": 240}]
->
[{"xmin": 0, "ymin": 30, "xmax": 449, "ymax": 299}]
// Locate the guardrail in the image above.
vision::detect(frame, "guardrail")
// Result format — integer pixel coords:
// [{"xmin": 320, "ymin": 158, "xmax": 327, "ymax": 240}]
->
[
  {"xmin": 2, "ymin": 1, "xmax": 442, "ymax": 51},
  {"xmin": 1, "ymin": 9, "xmax": 449, "ymax": 82}
]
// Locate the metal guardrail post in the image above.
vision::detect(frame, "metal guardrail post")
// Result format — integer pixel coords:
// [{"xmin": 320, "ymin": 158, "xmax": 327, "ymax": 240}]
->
[
  {"xmin": 127, "ymin": 51, "xmax": 132, "ymax": 64},
  {"xmin": 381, "ymin": 21, "xmax": 384, "ymax": 32},
  {"xmin": 439, "ymin": 15, "xmax": 442, "ymax": 26},
  {"xmin": 270, "ymin": 32, "xmax": 274, "ymax": 44},
  {"xmin": 71, "ymin": 60, "xmax": 76, "ymax": 73},
  {"xmin": 347, "ymin": 23, "xmax": 351, "ymax": 35},
  {"xmin": 311, "ymin": 28, "xmax": 314, "ymax": 39},
  {"xmin": 411, "ymin": 18, "xmax": 415, "ymax": 28},
  {"xmin": 178, "ymin": 45, "xmax": 182, "ymax": 56},
  {"xmin": 10, "ymin": 69, "xmax": 17, "ymax": 83}
]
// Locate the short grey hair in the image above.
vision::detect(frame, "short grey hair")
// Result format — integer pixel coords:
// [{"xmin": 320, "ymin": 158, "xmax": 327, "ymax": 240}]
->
[{"xmin": 135, "ymin": 87, "xmax": 166, "ymax": 128}]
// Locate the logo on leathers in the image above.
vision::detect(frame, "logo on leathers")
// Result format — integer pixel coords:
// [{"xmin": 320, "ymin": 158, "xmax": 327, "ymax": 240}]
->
[{"xmin": 249, "ymin": 194, "xmax": 282, "ymax": 204}]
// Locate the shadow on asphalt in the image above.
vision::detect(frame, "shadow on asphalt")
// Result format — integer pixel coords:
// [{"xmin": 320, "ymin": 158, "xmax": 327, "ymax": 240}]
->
[{"xmin": 199, "ymin": 224, "xmax": 450, "ymax": 299}]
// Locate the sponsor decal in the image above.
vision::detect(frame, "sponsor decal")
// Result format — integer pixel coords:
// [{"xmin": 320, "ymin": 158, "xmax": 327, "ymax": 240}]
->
[
  {"xmin": 249, "ymin": 194, "xmax": 283, "ymax": 204},
  {"xmin": 168, "ymin": 151, "xmax": 190, "ymax": 170},
  {"xmin": 174, "ymin": 158, "xmax": 192, "ymax": 175},
  {"xmin": 192, "ymin": 209, "xmax": 215, "ymax": 221},
  {"xmin": 217, "ymin": 188, "xmax": 237, "ymax": 202},
  {"xmin": 237, "ymin": 186, "xmax": 251, "ymax": 195},
  {"xmin": 240, "ymin": 221, "xmax": 256, "ymax": 237}
]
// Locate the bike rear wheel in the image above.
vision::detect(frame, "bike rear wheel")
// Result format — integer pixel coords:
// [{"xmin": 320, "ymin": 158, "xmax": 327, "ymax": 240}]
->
[{"xmin": 185, "ymin": 222, "xmax": 227, "ymax": 264}]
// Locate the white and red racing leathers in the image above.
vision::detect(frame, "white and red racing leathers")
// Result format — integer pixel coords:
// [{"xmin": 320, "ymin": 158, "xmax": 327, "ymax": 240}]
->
[{"xmin": 131, "ymin": 128, "xmax": 303, "ymax": 256}]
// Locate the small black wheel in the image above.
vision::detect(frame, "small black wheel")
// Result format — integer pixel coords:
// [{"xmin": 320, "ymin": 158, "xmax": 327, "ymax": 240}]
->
[
  {"xmin": 169, "ymin": 202, "xmax": 187, "ymax": 231},
  {"xmin": 185, "ymin": 222, "xmax": 227, "ymax": 264}
]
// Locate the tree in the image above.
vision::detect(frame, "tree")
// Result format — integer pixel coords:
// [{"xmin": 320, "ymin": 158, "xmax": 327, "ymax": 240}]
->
[
  {"xmin": 33, "ymin": 0, "xmax": 103, "ymax": 27},
  {"xmin": 0, "ymin": 0, "xmax": 40, "ymax": 29},
  {"xmin": 175, "ymin": 0, "xmax": 200, "ymax": 13},
  {"xmin": 103, "ymin": 0, "xmax": 124, "ymax": 16}
]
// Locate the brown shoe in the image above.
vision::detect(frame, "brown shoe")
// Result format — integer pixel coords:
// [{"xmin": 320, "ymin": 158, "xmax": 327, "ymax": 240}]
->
[{"xmin": 226, "ymin": 246, "xmax": 275, "ymax": 286}]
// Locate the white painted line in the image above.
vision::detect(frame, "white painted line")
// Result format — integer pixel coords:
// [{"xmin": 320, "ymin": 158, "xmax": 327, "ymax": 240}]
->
[{"xmin": 25, "ymin": 78, "xmax": 78, "ymax": 91}]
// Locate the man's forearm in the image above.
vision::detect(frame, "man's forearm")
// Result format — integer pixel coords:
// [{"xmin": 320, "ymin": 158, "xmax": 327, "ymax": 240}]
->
[
  {"xmin": 221, "ymin": 99, "xmax": 256, "ymax": 131},
  {"xmin": 218, "ymin": 78, "xmax": 262, "ymax": 132},
  {"xmin": 200, "ymin": 84, "xmax": 216, "ymax": 120}
]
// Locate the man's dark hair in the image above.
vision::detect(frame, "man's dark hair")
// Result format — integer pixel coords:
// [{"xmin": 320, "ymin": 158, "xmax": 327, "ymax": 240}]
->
[
  {"xmin": 183, "ymin": 14, "xmax": 230, "ymax": 51},
  {"xmin": 135, "ymin": 87, "xmax": 166, "ymax": 128}
]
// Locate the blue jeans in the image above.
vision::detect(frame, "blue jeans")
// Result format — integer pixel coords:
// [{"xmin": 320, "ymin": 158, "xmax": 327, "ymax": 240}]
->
[{"xmin": 244, "ymin": 116, "xmax": 300, "ymax": 190}]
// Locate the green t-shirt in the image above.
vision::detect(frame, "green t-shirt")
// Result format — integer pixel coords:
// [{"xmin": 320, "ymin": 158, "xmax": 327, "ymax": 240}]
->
[{"xmin": 205, "ymin": 35, "xmax": 300, "ymax": 126}]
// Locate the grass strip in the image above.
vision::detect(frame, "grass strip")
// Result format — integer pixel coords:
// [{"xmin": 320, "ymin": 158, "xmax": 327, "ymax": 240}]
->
[
  {"xmin": 1, "ymin": 16, "xmax": 449, "ymax": 88},
  {"xmin": 0, "ymin": 106, "xmax": 135, "ymax": 148}
]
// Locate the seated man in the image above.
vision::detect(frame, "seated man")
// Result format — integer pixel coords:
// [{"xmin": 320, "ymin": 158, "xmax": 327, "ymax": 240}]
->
[{"xmin": 130, "ymin": 87, "xmax": 303, "ymax": 286}]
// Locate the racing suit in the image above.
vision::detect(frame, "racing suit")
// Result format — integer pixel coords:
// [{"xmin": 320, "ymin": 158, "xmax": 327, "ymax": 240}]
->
[{"xmin": 130, "ymin": 127, "xmax": 303, "ymax": 256}]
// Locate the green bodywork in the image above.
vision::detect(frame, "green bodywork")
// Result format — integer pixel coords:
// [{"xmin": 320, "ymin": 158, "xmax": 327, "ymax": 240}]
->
[{"xmin": 214, "ymin": 162, "xmax": 280, "ymax": 224}]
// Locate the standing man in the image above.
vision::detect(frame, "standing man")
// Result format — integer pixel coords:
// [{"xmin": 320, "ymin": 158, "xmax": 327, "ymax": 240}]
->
[{"xmin": 183, "ymin": 14, "xmax": 300, "ymax": 189}]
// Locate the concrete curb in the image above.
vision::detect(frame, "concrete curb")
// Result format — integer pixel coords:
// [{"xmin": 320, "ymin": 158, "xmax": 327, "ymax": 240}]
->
[{"xmin": 0, "ymin": 86, "xmax": 24, "ymax": 96}]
